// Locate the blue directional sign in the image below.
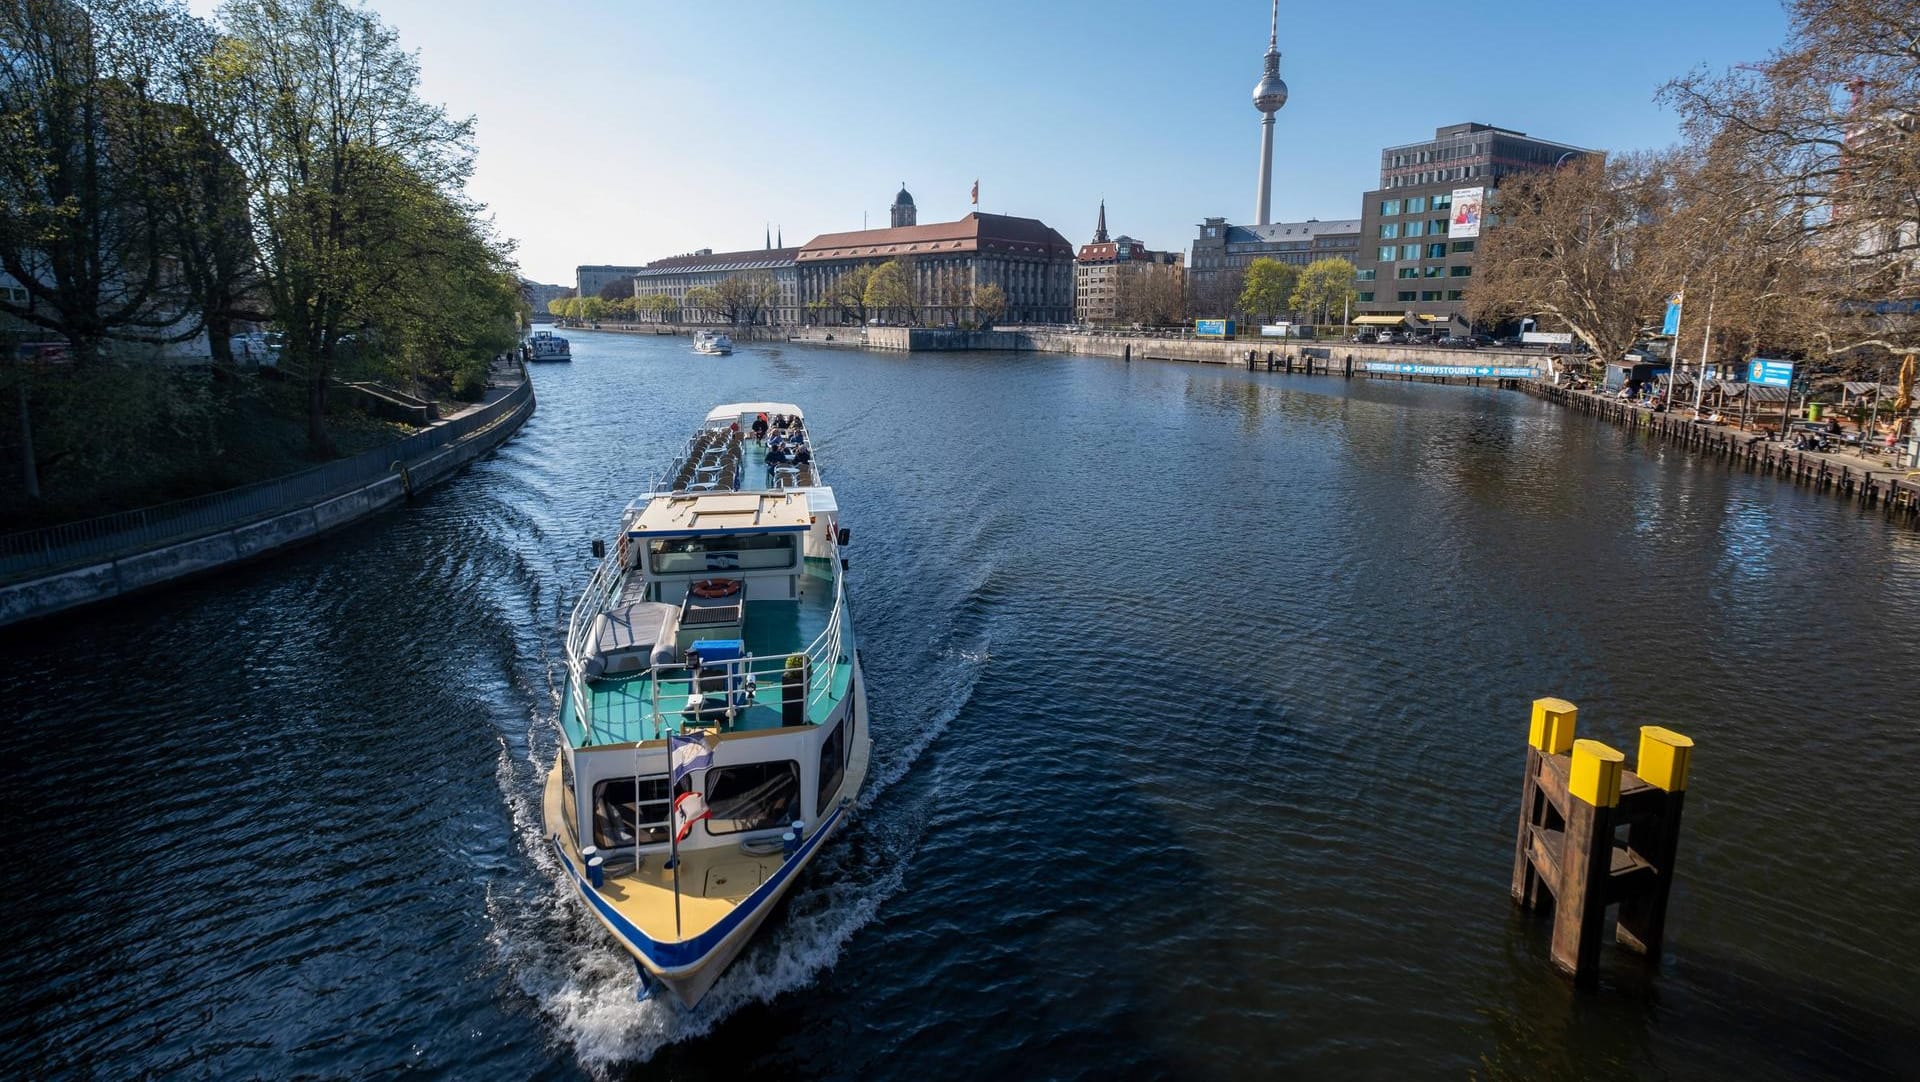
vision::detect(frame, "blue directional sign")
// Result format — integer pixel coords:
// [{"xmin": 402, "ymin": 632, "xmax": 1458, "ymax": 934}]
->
[
  {"xmin": 1364, "ymin": 362, "xmax": 1538, "ymax": 379},
  {"xmin": 1748, "ymin": 359, "xmax": 1794, "ymax": 387}
]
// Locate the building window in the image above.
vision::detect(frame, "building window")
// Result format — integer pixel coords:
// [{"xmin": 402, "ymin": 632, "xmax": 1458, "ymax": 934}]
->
[
  {"xmin": 1432, "ymin": 193, "xmax": 1452, "ymax": 211},
  {"xmin": 1427, "ymin": 244, "xmax": 1447, "ymax": 259},
  {"xmin": 1357, "ymin": 292, "xmax": 1374, "ymax": 302},
  {"xmin": 1446, "ymin": 290, "xmax": 1465, "ymax": 301},
  {"xmin": 1450, "ymin": 266, "xmax": 1472, "ymax": 277},
  {"xmin": 1380, "ymin": 199, "xmax": 1401, "ymax": 216},
  {"xmin": 1379, "ymin": 223, "xmax": 1399, "ymax": 239},
  {"xmin": 1356, "ymin": 269, "xmax": 1375, "ymax": 281},
  {"xmin": 1409, "ymin": 221, "xmax": 1428, "ymax": 238},
  {"xmin": 1451, "ymin": 240, "xmax": 1475, "ymax": 253},
  {"xmin": 1398, "ymin": 267, "xmax": 1418, "ymax": 279},
  {"xmin": 1397, "ymin": 291, "xmax": 1417, "ymax": 302},
  {"xmin": 1401, "ymin": 244, "xmax": 1420, "ymax": 260},
  {"xmin": 1431, "ymin": 219, "xmax": 1449, "ymax": 235},
  {"xmin": 1406, "ymin": 196, "xmax": 1428, "ymax": 214},
  {"xmin": 1378, "ymin": 245, "xmax": 1397, "ymax": 261},
  {"xmin": 1424, "ymin": 266, "xmax": 1445, "ymax": 278},
  {"xmin": 1422, "ymin": 291, "xmax": 1443, "ymax": 301}
]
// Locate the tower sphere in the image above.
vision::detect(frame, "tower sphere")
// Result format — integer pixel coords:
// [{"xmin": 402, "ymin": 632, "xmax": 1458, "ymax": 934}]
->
[{"xmin": 1253, "ymin": 72, "xmax": 1288, "ymax": 114}]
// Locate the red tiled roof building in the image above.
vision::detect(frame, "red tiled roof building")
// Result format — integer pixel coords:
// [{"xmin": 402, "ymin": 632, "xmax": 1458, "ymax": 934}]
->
[{"xmin": 795, "ymin": 185, "xmax": 1075, "ymax": 325}]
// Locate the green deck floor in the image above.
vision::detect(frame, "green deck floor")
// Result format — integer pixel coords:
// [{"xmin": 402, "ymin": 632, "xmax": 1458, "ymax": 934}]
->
[{"xmin": 566, "ymin": 559, "xmax": 852, "ymax": 746}]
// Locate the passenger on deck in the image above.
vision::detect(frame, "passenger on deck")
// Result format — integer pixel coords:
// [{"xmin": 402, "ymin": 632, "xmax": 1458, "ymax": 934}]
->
[
  {"xmin": 751, "ymin": 413, "xmax": 769, "ymax": 442},
  {"xmin": 792, "ymin": 444, "xmax": 812, "ymax": 466}
]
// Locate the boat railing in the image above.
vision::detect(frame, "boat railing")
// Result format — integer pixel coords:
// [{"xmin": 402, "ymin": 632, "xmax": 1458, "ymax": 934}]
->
[{"xmin": 565, "ymin": 543, "xmax": 629, "ymax": 743}]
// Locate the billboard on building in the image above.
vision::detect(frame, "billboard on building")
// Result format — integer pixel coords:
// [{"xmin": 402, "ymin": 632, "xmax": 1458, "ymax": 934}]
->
[
  {"xmin": 1195, "ymin": 319, "xmax": 1234, "ymax": 338},
  {"xmin": 1450, "ymin": 187, "xmax": 1486, "ymax": 239}
]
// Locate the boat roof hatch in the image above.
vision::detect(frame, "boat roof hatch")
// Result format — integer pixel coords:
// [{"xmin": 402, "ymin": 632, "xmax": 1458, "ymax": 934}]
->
[
  {"xmin": 628, "ymin": 491, "xmax": 811, "ymax": 537},
  {"xmin": 704, "ymin": 402, "xmax": 803, "ymax": 426}
]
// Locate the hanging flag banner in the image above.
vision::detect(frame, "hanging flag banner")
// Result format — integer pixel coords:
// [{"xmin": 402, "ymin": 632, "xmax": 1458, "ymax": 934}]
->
[
  {"xmin": 669, "ymin": 732, "xmax": 714, "ymax": 786},
  {"xmin": 673, "ymin": 790, "xmax": 711, "ymax": 842},
  {"xmin": 1662, "ymin": 292, "xmax": 1684, "ymax": 336},
  {"xmin": 971, "ymin": 178, "xmax": 979, "ymax": 206},
  {"xmin": 1449, "ymin": 187, "xmax": 1485, "ymax": 239}
]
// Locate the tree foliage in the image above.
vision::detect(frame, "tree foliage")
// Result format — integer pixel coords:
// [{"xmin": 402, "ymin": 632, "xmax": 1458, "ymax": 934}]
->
[
  {"xmin": 1290, "ymin": 259, "xmax": 1357, "ymax": 325},
  {"xmin": 863, "ymin": 259, "xmax": 913, "ymax": 318},
  {"xmin": 971, "ymin": 282, "xmax": 1007, "ymax": 325},
  {"xmin": 1237, "ymin": 258, "xmax": 1298, "ymax": 321}
]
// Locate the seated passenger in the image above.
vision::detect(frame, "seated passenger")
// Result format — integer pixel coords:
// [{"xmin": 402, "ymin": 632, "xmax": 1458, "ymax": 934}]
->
[
  {"xmin": 765, "ymin": 444, "xmax": 790, "ymax": 466},
  {"xmin": 793, "ymin": 444, "xmax": 812, "ymax": 465}
]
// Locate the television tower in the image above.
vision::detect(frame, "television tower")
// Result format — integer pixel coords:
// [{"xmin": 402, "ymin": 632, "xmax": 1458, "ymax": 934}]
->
[{"xmin": 1251, "ymin": 0, "xmax": 1289, "ymax": 225}]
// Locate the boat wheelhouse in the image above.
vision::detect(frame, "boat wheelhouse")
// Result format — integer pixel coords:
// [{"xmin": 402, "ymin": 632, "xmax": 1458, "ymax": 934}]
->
[{"xmin": 544, "ymin": 402, "xmax": 868, "ymax": 1008}]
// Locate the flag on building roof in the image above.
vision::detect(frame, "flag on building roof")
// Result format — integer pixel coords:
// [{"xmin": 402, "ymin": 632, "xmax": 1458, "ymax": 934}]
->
[
  {"xmin": 673, "ymin": 790, "xmax": 711, "ymax": 842},
  {"xmin": 971, "ymin": 179, "xmax": 978, "ymax": 206},
  {"xmin": 670, "ymin": 731, "xmax": 713, "ymax": 787}
]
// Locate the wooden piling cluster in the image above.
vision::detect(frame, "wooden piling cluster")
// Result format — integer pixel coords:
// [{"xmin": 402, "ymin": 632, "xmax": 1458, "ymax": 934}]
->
[
  {"xmin": 1526, "ymin": 383, "xmax": 1920, "ymax": 525},
  {"xmin": 1513, "ymin": 698, "xmax": 1694, "ymax": 987}
]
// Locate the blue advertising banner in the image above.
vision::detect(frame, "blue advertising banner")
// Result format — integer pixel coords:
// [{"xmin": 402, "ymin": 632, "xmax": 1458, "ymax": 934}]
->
[
  {"xmin": 1661, "ymin": 292, "xmax": 1684, "ymax": 336},
  {"xmin": 1195, "ymin": 319, "xmax": 1234, "ymax": 338},
  {"xmin": 1365, "ymin": 363, "xmax": 1538, "ymax": 379},
  {"xmin": 1747, "ymin": 359, "xmax": 1793, "ymax": 387}
]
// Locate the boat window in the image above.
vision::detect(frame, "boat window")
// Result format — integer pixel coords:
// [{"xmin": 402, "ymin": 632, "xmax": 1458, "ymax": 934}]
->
[
  {"xmin": 593, "ymin": 775, "xmax": 673, "ymax": 848},
  {"xmin": 705, "ymin": 761, "xmax": 801, "ymax": 835},
  {"xmin": 649, "ymin": 533, "xmax": 796, "ymax": 575},
  {"xmin": 817, "ymin": 721, "xmax": 846, "ymax": 812}
]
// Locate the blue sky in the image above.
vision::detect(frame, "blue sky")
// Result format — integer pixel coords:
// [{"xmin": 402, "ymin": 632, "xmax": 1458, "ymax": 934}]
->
[{"xmin": 207, "ymin": 0, "xmax": 1794, "ymax": 283}]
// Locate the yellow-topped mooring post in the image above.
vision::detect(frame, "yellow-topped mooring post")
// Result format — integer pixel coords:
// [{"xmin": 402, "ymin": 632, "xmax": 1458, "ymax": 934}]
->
[
  {"xmin": 1512, "ymin": 702, "xmax": 1697, "ymax": 988},
  {"xmin": 1512, "ymin": 698, "xmax": 1578, "ymax": 909},
  {"xmin": 1616, "ymin": 727, "xmax": 1695, "ymax": 958}
]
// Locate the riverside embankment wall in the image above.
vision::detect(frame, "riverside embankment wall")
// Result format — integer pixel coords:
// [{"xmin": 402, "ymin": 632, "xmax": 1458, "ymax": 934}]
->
[
  {"xmin": 848, "ymin": 326, "xmax": 1551, "ymax": 374},
  {"xmin": 0, "ymin": 378, "xmax": 535, "ymax": 628}
]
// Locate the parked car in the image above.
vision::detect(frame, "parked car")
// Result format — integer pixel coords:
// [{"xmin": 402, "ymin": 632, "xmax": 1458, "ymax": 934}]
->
[
  {"xmin": 1352, "ymin": 330, "xmax": 1379, "ymax": 344},
  {"xmin": 1470, "ymin": 333, "xmax": 1496, "ymax": 347},
  {"xmin": 1441, "ymin": 336, "xmax": 1479, "ymax": 350}
]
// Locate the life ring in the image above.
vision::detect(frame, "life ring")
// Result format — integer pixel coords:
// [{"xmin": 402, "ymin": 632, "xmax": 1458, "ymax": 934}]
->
[{"xmin": 691, "ymin": 578, "xmax": 741, "ymax": 598}]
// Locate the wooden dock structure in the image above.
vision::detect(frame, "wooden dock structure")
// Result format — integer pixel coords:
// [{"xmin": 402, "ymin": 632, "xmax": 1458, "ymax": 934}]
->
[
  {"xmin": 1512, "ymin": 698, "xmax": 1694, "ymax": 987},
  {"xmin": 1524, "ymin": 384, "xmax": 1920, "ymax": 525}
]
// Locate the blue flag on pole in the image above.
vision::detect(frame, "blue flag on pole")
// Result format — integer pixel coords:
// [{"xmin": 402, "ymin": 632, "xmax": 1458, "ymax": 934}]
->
[
  {"xmin": 669, "ymin": 732, "xmax": 713, "ymax": 787},
  {"xmin": 1662, "ymin": 292, "xmax": 1684, "ymax": 336}
]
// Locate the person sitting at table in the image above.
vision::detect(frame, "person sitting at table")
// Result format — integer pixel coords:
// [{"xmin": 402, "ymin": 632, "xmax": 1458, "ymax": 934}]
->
[{"xmin": 792, "ymin": 443, "xmax": 811, "ymax": 466}]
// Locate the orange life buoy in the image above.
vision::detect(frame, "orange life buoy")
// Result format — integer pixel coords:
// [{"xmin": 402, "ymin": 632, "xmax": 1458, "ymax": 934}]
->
[{"xmin": 690, "ymin": 578, "xmax": 741, "ymax": 598}]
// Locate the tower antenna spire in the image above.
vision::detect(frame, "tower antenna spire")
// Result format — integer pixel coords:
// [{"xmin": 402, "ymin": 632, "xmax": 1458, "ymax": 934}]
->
[{"xmin": 1270, "ymin": 0, "xmax": 1278, "ymax": 50}]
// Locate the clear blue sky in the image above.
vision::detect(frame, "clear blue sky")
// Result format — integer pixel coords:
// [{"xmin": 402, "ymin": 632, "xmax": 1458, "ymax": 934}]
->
[{"xmin": 209, "ymin": 0, "xmax": 1794, "ymax": 284}]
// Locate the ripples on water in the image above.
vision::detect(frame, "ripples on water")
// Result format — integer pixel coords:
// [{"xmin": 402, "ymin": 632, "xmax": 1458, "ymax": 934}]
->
[{"xmin": 2, "ymin": 332, "xmax": 1917, "ymax": 1079}]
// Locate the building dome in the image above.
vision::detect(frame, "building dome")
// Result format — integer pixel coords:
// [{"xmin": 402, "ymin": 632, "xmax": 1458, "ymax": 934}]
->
[
  {"xmin": 1253, "ymin": 72, "xmax": 1288, "ymax": 114},
  {"xmin": 894, "ymin": 185, "xmax": 914, "ymax": 207}
]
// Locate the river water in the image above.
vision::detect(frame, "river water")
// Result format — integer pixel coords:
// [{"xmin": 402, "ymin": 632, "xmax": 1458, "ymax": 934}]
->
[{"xmin": 4, "ymin": 331, "xmax": 1917, "ymax": 1079}]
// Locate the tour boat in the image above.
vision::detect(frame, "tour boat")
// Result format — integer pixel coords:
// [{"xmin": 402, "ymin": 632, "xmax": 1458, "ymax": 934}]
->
[
  {"xmin": 692, "ymin": 330, "xmax": 733, "ymax": 355},
  {"xmin": 527, "ymin": 329, "xmax": 571, "ymax": 362},
  {"xmin": 544, "ymin": 402, "xmax": 868, "ymax": 1008}
]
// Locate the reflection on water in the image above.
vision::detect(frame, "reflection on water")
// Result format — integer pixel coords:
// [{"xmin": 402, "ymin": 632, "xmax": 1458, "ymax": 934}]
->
[{"xmin": 1, "ymin": 333, "xmax": 1915, "ymax": 1079}]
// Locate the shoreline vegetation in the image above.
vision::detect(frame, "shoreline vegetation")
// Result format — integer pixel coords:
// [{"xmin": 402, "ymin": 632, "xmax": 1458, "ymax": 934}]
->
[{"xmin": 1, "ymin": 0, "xmax": 527, "ymax": 530}]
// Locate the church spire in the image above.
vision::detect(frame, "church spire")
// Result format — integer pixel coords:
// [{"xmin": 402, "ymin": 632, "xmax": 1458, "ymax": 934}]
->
[
  {"xmin": 1092, "ymin": 200, "xmax": 1109, "ymax": 243},
  {"xmin": 765, "ymin": 224, "xmax": 771, "ymax": 250}
]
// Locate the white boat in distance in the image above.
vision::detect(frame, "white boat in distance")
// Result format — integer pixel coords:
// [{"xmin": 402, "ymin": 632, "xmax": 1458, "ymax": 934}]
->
[
  {"xmin": 527, "ymin": 328, "xmax": 571, "ymax": 361},
  {"xmin": 544, "ymin": 402, "xmax": 867, "ymax": 1008},
  {"xmin": 692, "ymin": 330, "xmax": 733, "ymax": 355}
]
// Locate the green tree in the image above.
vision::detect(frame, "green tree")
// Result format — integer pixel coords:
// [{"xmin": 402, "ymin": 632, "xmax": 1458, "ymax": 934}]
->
[
  {"xmin": 824, "ymin": 266, "xmax": 873, "ymax": 324},
  {"xmin": 864, "ymin": 259, "xmax": 913, "ymax": 322},
  {"xmin": 220, "ymin": 0, "xmax": 483, "ymax": 454},
  {"xmin": 577, "ymin": 296, "xmax": 608, "ymax": 322},
  {"xmin": 547, "ymin": 297, "xmax": 567, "ymax": 318},
  {"xmin": 1237, "ymin": 258, "xmax": 1298, "ymax": 322},
  {"xmin": 712, "ymin": 272, "xmax": 777, "ymax": 324},
  {"xmin": 1289, "ymin": 258, "xmax": 1358, "ymax": 326},
  {"xmin": 682, "ymin": 285, "xmax": 721, "ymax": 322},
  {"xmin": 970, "ymin": 282, "xmax": 1007, "ymax": 326},
  {"xmin": 0, "ymin": 0, "xmax": 201, "ymax": 362}
]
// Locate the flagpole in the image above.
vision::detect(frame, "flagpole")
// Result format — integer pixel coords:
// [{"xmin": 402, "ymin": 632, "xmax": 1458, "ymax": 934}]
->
[{"xmin": 1693, "ymin": 287, "xmax": 1715, "ymax": 416}]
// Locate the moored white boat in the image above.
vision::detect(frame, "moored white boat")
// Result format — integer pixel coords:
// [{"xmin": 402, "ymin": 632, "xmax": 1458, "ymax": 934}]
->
[
  {"xmin": 543, "ymin": 402, "xmax": 867, "ymax": 1008},
  {"xmin": 527, "ymin": 329, "xmax": 571, "ymax": 361}
]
